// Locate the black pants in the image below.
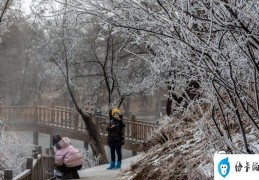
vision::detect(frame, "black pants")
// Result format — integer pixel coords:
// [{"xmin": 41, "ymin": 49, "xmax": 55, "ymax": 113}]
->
[
  {"xmin": 109, "ymin": 140, "xmax": 122, "ymax": 162},
  {"xmin": 56, "ymin": 164, "xmax": 82, "ymax": 178}
]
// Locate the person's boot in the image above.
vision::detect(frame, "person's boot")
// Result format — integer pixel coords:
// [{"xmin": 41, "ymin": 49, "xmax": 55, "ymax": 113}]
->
[
  {"xmin": 61, "ymin": 172, "xmax": 73, "ymax": 179},
  {"xmin": 113, "ymin": 161, "xmax": 122, "ymax": 169},
  {"xmin": 72, "ymin": 171, "xmax": 80, "ymax": 179},
  {"xmin": 107, "ymin": 161, "xmax": 115, "ymax": 170}
]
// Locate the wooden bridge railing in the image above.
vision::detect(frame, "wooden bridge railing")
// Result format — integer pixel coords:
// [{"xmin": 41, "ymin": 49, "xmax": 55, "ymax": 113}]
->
[
  {"xmin": 0, "ymin": 105, "xmax": 155, "ymax": 142},
  {"xmin": 0, "ymin": 105, "xmax": 155, "ymax": 179},
  {"xmin": 4, "ymin": 146, "xmax": 55, "ymax": 180},
  {"xmin": 95, "ymin": 116, "xmax": 154, "ymax": 141}
]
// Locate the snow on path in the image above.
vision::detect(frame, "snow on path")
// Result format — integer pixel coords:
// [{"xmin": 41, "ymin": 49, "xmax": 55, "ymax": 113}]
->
[{"xmin": 78, "ymin": 154, "xmax": 143, "ymax": 180}]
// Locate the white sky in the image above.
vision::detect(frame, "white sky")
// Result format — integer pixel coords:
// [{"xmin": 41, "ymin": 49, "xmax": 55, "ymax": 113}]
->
[
  {"xmin": 21, "ymin": 0, "xmax": 62, "ymax": 16},
  {"xmin": 22, "ymin": 0, "xmax": 32, "ymax": 15}
]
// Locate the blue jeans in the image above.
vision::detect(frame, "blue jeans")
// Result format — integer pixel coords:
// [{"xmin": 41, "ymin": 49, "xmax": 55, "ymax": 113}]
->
[{"xmin": 109, "ymin": 140, "xmax": 122, "ymax": 162}]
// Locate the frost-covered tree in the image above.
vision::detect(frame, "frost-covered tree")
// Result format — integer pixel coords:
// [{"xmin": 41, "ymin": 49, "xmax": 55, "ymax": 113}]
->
[
  {"xmin": 30, "ymin": 0, "xmax": 112, "ymax": 164},
  {"xmin": 68, "ymin": 0, "xmax": 259, "ymax": 153},
  {"xmin": 76, "ymin": 23, "xmax": 151, "ymax": 109},
  {"xmin": 0, "ymin": 123, "xmax": 34, "ymax": 177},
  {"xmin": 0, "ymin": 0, "xmax": 10, "ymax": 23},
  {"xmin": 30, "ymin": 0, "xmax": 155, "ymax": 163}
]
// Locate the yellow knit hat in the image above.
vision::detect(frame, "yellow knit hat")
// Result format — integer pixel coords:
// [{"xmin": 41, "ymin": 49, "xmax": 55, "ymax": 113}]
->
[{"xmin": 112, "ymin": 108, "xmax": 121, "ymax": 117}]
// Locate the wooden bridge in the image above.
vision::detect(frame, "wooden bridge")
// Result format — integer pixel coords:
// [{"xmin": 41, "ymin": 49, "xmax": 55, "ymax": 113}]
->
[{"xmin": 0, "ymin": 105, "xmax": 155, "ymax": 152}]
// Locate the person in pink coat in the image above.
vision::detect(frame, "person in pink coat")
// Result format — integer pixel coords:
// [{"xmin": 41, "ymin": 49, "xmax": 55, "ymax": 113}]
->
[{"xmin": 52, "ymin": 135, "xmax": 84, "ymax": 179}]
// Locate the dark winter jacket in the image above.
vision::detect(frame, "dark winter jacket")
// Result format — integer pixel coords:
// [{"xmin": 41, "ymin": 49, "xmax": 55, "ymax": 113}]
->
[{"xmin": 106, "ymin": 118, "xmax": 125, "ymax": 144}]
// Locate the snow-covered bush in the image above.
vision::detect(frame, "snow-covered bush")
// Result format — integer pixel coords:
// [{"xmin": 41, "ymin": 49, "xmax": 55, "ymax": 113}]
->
[
  {"xmin": 0, "ymin": 123, "xmax": 34, "ymax": 177},
  {"xmin": 121, "ymin": 112, "xmax": 215, "ymax": 179},
  {"xmin": 79, "ymin": 148, "xmax": 101, "ymax": 168}
]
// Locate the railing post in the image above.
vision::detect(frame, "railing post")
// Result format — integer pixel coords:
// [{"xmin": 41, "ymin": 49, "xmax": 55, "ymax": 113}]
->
[
  {"xmin": 26, "ymin": 157, "xmax": 33, "ymax": 169},
  {"xmin": 4, "ymin": 169, "xmax": 13, "ymax": 180},
  {"xmin": 46, "ymin": 148, "xmax": 50, "ymax": 155},
  {"xmin": 131, "ymin": 115, "xmax": 137, "ymax": 156},
  {"xmin": 38, "ymin": 146, "xmax": 42, "ymax": 155},
  {"xmin": 74, "ymin": 113, "xmax": 79, "ymax": 131},
  {"xmin": 48, "ymin": 152, "xmax": 55, "ymax": 178},
  {"xmin": 37, "ymin": 146, "xmax": 43, "ymax": 180},
  {"xmin": 33, "ymin": 131, "xmax": 38, "ymax": 146},
  {"xmin": 49, "ymin": 134, "xmax": 53, "ymax": 148},
  {"xmin": 34, "ymin": 100, "xmax": 38, "ymax": 123},
  {"xmin": 131, "ymin": 114, "xmax": 137, "ymax": 139},
  {"xmin": 33, "ymin": 100, "xmax": 38, "ymax": 145},
  {"xmin": 51, "ymin": 100, "xmax": 55, "ymax": 124},
  {"xmin": 50, "ymin": 146, "xmax": 54, "ymax": 155},
  {"xmin": 33, "ymin": 132, "xmax": 38, "ymax": 146},
  {"xmin": 26, "ymin": 157, "xmax": 34, "ymax": 180},
  {"xmin": 32, "ymin": 148, "xmax": 38, "ymax": 159},
  {"xmin": 46, "ymin": 147, "xmax": 54, "ymax": 155}
]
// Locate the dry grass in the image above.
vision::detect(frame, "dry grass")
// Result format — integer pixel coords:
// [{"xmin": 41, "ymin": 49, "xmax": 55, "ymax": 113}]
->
[
  {"xmin": 120, "ymin": 100, "xmax": 259, "ymax": 180},
  {"xmin": 120, "ymin": 113, "xmax": 215, "ymax": 180}
]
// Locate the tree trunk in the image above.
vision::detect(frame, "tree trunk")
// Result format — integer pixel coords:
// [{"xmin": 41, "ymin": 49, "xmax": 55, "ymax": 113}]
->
[
  {"xmin": 67, "ymin": 83, "xmax": 108, "ymax": 164},
  {"xmin": 79, "ymin": 109, "xmax": 108, "ymax": 164},
  {"xmin": 166, "ymin": 98, "xmax": 172, "ymax": 116}
]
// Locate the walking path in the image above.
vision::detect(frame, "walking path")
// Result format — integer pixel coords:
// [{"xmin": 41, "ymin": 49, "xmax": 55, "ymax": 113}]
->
[{"xmin": 78, "ymin": 154, "xmax": 143, "ymax": 180}]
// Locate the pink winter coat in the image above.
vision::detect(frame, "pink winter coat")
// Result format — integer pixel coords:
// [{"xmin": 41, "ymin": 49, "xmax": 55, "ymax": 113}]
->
[{"xmin": 54, "ymin": 137, "xmax": 84, "ymax": 167}]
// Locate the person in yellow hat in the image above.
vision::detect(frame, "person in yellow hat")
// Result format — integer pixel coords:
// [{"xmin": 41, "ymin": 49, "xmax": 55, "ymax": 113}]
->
[{"xmin": 106, "ymin": 108, "xmax": 125, "ymax": 169}]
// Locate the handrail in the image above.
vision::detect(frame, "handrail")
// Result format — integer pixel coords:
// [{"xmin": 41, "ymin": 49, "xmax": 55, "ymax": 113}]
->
[
  {"xmin": 0, "ymin": 105, "xmax": 155, "ymax": 142},
  {"xmin": 1, "ymin": 106, "xmax": 156, "ymax": 179},
  {"xmin": 14, "ymin": 170, "xmax": 31, "ymax": 180},
  {"xmin": 4, "ymin": 147, "xmax": 55, "ymax": 180}
]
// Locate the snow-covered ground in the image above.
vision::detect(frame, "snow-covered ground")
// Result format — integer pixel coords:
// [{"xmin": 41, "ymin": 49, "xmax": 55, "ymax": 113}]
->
[{"xmin": 78, "ymin": 154, "xmax": 143, "ymax": 180}]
